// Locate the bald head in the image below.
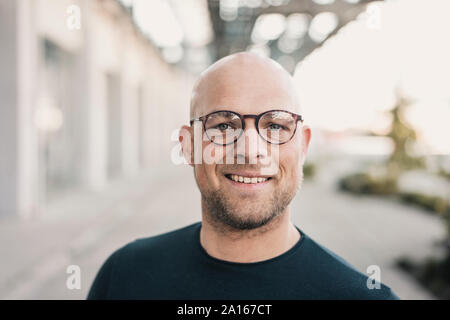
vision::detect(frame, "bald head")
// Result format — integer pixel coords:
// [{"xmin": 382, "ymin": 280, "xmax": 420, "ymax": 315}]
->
[{"xmin": 190, "ymin": 52, "xmax": 301, "ymax": 119}]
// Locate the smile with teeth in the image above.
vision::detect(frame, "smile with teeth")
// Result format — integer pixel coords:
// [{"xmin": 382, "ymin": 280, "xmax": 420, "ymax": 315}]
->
[{"xmin": 226, "ymin": 174, "xmax": 271, "ymax": 184}]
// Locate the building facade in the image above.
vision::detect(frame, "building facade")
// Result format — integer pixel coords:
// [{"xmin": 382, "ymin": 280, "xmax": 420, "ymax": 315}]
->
[{"xmin": 0, "ymin": 0, "xmax": 195, "ymax": 219}]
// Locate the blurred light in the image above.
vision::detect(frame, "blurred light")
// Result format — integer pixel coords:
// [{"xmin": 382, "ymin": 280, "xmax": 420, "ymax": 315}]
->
[
  {"xmin": 133, "ymin": 0, "xmax": 183, "ymax": 47},
  {"xmin": 295, "ymin": 0, "xmax": 450, "ymax": 154},
  {"xmin": 34, "ymin": 97, "xmax": 63, "ymax": 133},
  {"xmin": 336, "ymin": 136, "xmax": 394, "ymax": 155},
  {"xmin": 285, "ymin": 13, "xmax": 310, "ymax": 38},
  {"xmin": 370, "ymin": 112, "xmax": 393, "ymax": 136},
  {"xmin": 241, "ymin": 0, "xmax": 263, "ymax": 8},
  {"xmin": 260, "ymin": 0, "xmax": 270, "ymax": 8},
  {"xmin": 265, "ymin": 0, "xmax": 290, "ymax": 6},
  {"xmin": 308, "ymin": 12, "xmax": 338, "ymax": 43},
  {"xmin": 171, "ymin": 0, "xmax": 213, "ymax": 47},
  {"xmin": 162, "ymin": 45, "xmax": 184, "ymax": 64},
  {"xmin": 403, "ymin": 100, "xmax": 450, "ymax": 154},
  {"xmin": 362, "ymin": 2, "xmax": 382, "ymax": 30},
  {"xmin": 185, "ymin": 47, "xmax": 211, "ymax": 72},
  {"xmin": 344, "ymin": 0, "xmax": 360, "ymax": 3},
  {"xmin": 252, "ymin": 14, "xmax": 287, "ymax": 42},
  {"xmin": 312, "ymin": 0, "xmax": 335, "ymax": 5},
  {"xmin": 220, "ymin": 0, "xmax": 239, "ymax": 21}
]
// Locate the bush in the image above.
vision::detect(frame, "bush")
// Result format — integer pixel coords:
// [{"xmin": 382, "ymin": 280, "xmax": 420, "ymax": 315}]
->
[
  {"xmin": 339, "ymin": 173, "xmax": 450, "ymax": 217},
  {"xmin": 338, "ymin": 172, "xmax": 397, "ymax": 195},
  {"xmin": 397, "ymin": 255, "xmax": 450, "ymax": 299},
  {"xmin": 398, "ymin": 192, "xmax": 450, "ymax": 216},
  {"xmin": 303, "ymin": 162, "xmax": 316, "ymax": 180}
]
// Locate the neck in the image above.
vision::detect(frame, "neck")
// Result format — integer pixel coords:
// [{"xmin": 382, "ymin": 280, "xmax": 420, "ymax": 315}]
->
[{"xmin": 200, "ymin": 204, "xmax": 300, "ymax": 263}]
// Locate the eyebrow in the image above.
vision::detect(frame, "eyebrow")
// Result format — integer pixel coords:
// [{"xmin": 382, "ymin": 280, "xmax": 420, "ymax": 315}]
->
[{"xmin": 192, "ymin": 106, "xmax": 236, "ymax": 119}]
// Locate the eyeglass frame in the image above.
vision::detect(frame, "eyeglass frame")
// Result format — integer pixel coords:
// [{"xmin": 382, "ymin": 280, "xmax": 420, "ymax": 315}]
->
[{"xmin": 189, "ymin": 109, "xmax": 304, "ymax": 146}]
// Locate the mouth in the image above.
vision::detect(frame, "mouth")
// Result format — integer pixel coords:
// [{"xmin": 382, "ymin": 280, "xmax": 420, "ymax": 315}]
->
[{"xmin": 224, "ymin": 174, "xmax": 273, "ymax": 185}]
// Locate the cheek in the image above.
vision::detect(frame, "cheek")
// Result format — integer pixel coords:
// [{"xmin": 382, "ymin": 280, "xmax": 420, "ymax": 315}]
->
[
  {"xmin": 195, "ymin": 163, "xmax": 220, "ymax": 189},
  {"xmin": 278, "ymin": 146, "xmax": 302, "ymax": 179},
  {"xmin": 195, "ymin": 140, "xmax": 223, "ymax": 188}
]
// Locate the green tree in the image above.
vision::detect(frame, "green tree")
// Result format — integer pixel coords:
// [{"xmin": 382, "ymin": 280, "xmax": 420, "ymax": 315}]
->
[{"xmin": 384, "ymin": 93, "xmax": 425, "ymax": 178}]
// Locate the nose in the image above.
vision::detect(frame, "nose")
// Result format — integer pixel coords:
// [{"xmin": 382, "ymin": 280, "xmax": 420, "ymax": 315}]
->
[{"xmin": 235, "ymin": 118, "xmax": 268, "ymax": 164}]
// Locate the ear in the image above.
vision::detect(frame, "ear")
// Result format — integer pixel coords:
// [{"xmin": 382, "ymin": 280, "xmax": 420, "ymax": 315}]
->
[
  {"xmin": 179, "ymin": 125, "xmax": 194, "ymax": 167},
  {"xmin": 300, "ymin": 125, "xmax": 311, "ymax": 165}
]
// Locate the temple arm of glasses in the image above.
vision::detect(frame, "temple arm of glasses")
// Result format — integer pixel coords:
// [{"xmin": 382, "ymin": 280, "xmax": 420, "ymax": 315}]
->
[{"xmin": 189, "ymin": 118, "xmax": 201, "ymax": 126}]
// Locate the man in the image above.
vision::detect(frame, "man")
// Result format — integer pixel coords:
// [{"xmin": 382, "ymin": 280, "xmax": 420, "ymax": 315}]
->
[{"xmin": 87, "ymin": 52, "xmax": 399, "ymax": 299}]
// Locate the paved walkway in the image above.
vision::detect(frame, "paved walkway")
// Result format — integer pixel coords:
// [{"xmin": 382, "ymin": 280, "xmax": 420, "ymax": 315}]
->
[{"xmin": 0, "ymin": 164, "xmax": 445, "ymax": 299}]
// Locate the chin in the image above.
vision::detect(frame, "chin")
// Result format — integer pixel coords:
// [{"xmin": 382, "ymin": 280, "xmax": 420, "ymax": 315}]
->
[
  {"xmin": 223, "ymin": 215, "xmax": 275, "ymax": 230},
  {"xmin": 223, "ymin": 206, "xmax": 281, "ymax": 230}
]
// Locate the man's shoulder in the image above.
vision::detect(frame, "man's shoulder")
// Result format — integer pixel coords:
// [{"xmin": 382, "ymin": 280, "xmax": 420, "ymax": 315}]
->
[
  {"xmin": 87, "ymin": 222, "xmax": 201, "ymax": 299},
  {"xmin": 299, "ymin": 230, "xmax": 400, "ymax": 299},
  {"xmin": 115, "ymin": 221, "xmax": 201, "ymax": 259}
]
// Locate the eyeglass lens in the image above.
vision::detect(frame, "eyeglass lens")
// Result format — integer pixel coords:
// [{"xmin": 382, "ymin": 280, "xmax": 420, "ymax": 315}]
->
[{"xmin": 204, "ymin": 110, "xmax": 297, "ymax": 145}]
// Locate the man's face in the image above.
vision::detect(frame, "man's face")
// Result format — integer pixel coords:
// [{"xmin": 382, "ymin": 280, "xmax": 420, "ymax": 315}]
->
[{"xmin": 183, "ymin": 54, "xmax": 311, "ymax": 231}]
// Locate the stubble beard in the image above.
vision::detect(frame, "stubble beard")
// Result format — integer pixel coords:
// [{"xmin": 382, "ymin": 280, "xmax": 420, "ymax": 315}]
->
[{"xmin": 202, "ymin": 172, "xmax": 303, "ymax": 234}]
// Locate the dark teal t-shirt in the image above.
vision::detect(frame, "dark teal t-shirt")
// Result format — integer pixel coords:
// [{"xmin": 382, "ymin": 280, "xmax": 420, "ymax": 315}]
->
[{"xmin": 87, "ymin": 222, "xmax": 399, "ymax": 300}]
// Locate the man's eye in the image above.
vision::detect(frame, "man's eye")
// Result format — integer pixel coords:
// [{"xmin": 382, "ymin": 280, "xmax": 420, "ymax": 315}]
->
[
  {"xmin": 216, "ymin": 123, "xmax": 230, "ymax": 131},
  {"xmin": 268, "ymin": 123, "xmax": 283, "ymax": 130}
]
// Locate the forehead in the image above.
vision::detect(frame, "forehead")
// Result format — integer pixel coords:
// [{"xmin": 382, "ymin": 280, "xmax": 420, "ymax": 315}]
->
[{"xmin": 191, "ymin": 62, "xmax": 300, "ymax": 118}]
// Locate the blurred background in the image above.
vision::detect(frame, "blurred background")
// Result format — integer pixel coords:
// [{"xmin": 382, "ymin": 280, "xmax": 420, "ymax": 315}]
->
[{"xmin": 0, "ymin": 0, "xmax": 449, "ymax": 300}]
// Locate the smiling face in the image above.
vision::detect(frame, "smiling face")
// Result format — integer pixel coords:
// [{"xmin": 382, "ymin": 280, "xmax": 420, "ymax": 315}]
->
[{"xmin": 181, "ymin": 52, "xmax": 311, "ymax": 232}]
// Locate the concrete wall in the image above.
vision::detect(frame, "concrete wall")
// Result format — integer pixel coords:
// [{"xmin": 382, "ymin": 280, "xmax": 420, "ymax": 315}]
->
[{"xmin": 0, "ymin": 0, "xmax": 195, "ymax": 218}]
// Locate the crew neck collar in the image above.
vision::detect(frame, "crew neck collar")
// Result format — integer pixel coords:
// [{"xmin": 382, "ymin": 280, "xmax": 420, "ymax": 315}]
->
[{"xmin": 195, "ymin": 222, "xmax": 306, "ymax": 267}]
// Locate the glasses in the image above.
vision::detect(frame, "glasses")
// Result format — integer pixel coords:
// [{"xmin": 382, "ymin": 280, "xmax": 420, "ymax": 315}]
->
[{"xmin": 190, "ymin": 109, "xmax": 303, "ymax": 146}]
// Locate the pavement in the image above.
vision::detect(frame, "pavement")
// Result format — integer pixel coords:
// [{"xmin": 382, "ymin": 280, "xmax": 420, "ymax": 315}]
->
[{"xmin": 0, "ymin": 163, "xmax": 446, "ymax": 299}]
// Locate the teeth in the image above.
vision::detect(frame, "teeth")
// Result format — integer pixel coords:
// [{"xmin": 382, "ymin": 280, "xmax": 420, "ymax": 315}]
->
[{"xmin": 229, "ymin": 175, "xmax": 268, "ymax": 184}]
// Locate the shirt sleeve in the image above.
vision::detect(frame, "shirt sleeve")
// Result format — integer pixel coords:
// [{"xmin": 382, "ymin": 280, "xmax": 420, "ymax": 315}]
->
[{"xmin": 86, "ymin": 249, "xmax": 121, "ymax": 300}]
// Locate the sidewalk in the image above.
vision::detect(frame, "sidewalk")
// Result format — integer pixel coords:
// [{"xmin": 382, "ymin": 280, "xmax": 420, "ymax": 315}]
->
[
  {"xmin": 0, "ymin": 164, "xmax": 444, "ymax": 299},
  {"xmin": 0, "ymin": 165, "xmax": 200, "ymax": 299}
]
